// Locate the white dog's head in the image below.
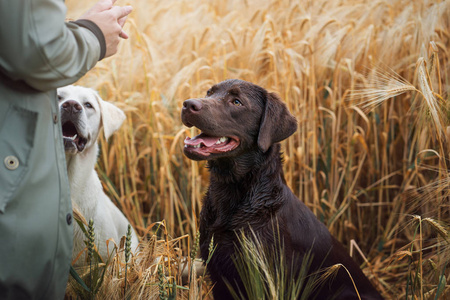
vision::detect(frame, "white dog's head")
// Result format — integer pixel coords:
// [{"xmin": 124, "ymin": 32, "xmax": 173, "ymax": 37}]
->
[{"xmin": 57, "ymin": 85, "xmax": 126, "ymax": 155}]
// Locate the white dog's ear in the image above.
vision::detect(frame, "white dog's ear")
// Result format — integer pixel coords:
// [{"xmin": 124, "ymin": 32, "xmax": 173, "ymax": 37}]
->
[{"xmin": 97, "ymin": 95, "xmax": 126, "ymax": 140}]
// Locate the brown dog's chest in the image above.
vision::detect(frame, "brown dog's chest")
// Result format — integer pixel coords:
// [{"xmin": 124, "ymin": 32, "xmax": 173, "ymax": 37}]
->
[{"xmin": 198, "ymin": 177, "xmax": 285, "ymax": 265}]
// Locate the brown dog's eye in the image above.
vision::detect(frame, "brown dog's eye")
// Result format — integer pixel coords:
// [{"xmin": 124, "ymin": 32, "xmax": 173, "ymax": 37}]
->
[
  {"xmin": 206, "ymin": 89, "xmax": 213, "ymax": 96},
  {"xmin": 232, "ymin": 99, "xmax": 242, "ymax": 106}
]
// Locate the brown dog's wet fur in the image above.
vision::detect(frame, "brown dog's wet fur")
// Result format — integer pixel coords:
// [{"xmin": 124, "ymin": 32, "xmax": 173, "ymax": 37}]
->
[{"xmin": 182, "ymin": 79, "xmax": 383, "ymax": 299}]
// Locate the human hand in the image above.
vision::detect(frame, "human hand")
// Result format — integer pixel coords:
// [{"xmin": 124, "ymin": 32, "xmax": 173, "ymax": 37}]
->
[{"xmin": 79, "ymin": 0, "xmax": 133, "ymax": 58}]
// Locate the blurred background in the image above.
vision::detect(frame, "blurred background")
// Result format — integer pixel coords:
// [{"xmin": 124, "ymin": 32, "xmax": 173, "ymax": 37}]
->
[{"xmin": 65, "ymin": 0, "xmax": 449, "ymax": 298}]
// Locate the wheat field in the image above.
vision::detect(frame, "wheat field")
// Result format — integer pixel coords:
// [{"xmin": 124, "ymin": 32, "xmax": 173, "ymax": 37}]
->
[{"xmin": 64, "ymin": 0, "xmax": 450, "ymax": 299}]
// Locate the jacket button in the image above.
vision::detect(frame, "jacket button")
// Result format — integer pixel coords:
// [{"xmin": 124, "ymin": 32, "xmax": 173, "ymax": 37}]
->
[
  {"xmin": 53, "ymin": 113, "xmax": 58, "ymax": 124},
  {"xmin": 66, "ymin": 213, "xmax": 72, "ymax": 225},
  {"xmin": 4, "ymin": 156, "xmax": 19, "ymax": 170}
]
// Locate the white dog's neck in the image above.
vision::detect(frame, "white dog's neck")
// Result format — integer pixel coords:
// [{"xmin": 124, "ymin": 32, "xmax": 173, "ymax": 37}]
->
[{"xmin": 66, "ymin": 141, "xmax": 102, "ymax": 217}]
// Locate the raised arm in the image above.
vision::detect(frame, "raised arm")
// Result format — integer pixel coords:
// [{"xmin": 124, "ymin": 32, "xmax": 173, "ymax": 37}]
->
[{"xmin": 0, "ymin": 0, "xmax": 132, "ymax": 91}]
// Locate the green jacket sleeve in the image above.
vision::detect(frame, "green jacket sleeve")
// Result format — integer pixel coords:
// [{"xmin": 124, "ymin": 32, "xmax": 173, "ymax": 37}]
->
[{"xmin": 0, "ymin": 0, "xmax": 101, "ymax": 91}]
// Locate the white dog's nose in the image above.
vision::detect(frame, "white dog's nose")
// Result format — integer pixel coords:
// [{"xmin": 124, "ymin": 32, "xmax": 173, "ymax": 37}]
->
[{"xmin": 61, "ymin": 100, "xmax": 82, "ymax": 114}]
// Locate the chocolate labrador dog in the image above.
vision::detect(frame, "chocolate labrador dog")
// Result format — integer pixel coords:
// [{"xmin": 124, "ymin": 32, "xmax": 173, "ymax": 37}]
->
[{"xmin": 181, "ymin": 79, "xmax": 383, "ymax": 299}]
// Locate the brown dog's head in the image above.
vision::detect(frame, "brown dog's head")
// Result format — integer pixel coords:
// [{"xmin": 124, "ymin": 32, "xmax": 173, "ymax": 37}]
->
[{"xmin": 181, "ymin": 79, "xmax": 297, "ymax": 161}]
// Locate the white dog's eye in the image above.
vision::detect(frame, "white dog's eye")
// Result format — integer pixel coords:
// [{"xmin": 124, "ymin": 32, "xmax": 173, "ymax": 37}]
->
[
  {"xmin": 85, "ymin": 102, "xmax": 93, "ymax": 109},
  {"xmin": 57, "ymin": 95, "xmax": 63, "ymax": 101}
]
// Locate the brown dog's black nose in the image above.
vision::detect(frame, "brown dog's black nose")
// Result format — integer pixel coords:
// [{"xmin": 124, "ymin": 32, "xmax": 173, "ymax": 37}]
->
[
  {"xmin": 183, "ymin": 99, "xmax": 203, "ymax": 112},
  {"xmin": 62, "ymin": 100, "xmax": 82, "ymax": 114}
]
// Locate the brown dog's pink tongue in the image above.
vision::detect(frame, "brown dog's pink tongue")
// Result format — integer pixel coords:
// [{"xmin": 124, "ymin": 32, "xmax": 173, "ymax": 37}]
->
[{"xmin": 185, "ymin": 134, "xmax": 220, "ymax": 147}]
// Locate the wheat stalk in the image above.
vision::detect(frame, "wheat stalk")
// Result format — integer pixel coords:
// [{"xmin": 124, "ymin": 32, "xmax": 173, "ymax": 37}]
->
[
  {"xmin": 416, "ymin": 57, "xmax": 446, "ymax": 140},
  {"xmin": 350, "ymin": 65, "xmax": 418, "ymax": 112}
]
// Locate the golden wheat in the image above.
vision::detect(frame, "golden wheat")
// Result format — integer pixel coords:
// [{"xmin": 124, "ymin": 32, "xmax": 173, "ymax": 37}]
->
[{"xmin": 63, "ymin": 0, "xmax": 450, "ymax": 298}]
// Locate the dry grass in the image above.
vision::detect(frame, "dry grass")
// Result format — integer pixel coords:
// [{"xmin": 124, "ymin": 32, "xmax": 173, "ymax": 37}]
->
[{"xmin": 64, "ymin": 0, "xmax": 450, "ymax": 299}]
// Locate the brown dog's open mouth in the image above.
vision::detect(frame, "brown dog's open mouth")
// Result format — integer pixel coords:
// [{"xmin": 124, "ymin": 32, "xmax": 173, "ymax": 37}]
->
[
  {"xmin": 184, "ymin": 133, "xmax": 240, "ymax": 157},
  {"xmin": 62, "ymin": 121, "xmax": 88, "ymax": 152}
]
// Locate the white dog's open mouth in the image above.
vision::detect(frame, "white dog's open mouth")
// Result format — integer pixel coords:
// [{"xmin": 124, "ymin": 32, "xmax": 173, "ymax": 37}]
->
[{"xmin": 62, "ymin": 121, "xmax": 88, "ymax": 152}]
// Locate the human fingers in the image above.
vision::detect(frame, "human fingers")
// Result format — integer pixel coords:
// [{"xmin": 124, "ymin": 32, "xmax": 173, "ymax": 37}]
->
[
  {"xmin": 118, "ymin": 15, "xmax": 128, "ymax": 28},
  {"xmin": 117, "ymin": 14, "xmax": 129, "ymax": 39},
  {"xmin": 119, "ymin": 30, "xmax": 129, "ymax": 39},
  {"xmin": 110, "ymin": 5, "xmax": 133, "ymax": 21}
]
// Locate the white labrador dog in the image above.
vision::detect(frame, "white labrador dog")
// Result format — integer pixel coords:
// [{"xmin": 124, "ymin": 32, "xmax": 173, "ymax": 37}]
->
[{"xmin": 57, "ymin": 85, "xmax": 139, "ymax": 264}]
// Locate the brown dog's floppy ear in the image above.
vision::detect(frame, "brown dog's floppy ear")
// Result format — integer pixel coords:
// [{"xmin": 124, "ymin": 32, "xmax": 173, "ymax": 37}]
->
[
  {"xmin": 96, "ymin": 93, "xmax": 126, "ymax": 140},
  {"xmin": 257, "ymin": 92, "xmax": 297, "ymax": 152}
]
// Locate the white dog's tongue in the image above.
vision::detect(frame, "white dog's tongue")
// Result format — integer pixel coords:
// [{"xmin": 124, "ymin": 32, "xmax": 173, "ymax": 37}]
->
[{"xmin": 185, "ymin": 133, "xmax": 221, "ymax": 147}]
